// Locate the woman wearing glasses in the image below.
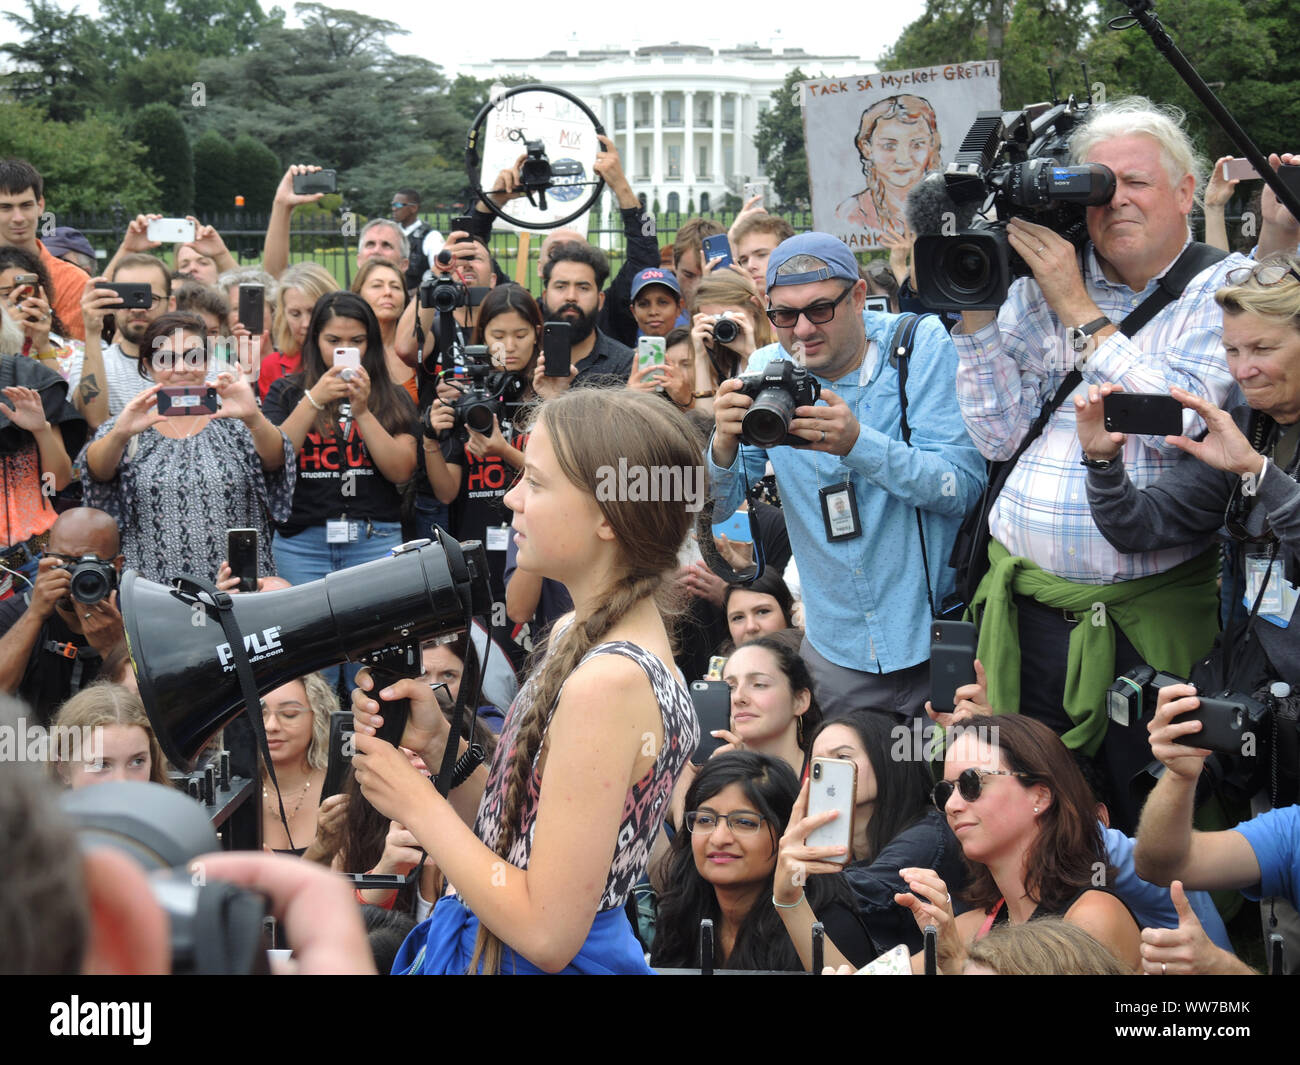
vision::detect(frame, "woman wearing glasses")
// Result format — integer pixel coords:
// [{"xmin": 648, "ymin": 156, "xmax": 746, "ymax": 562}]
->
[
  {"xmin": 1076, "ymin": 255, "xmax": 1300, "ymax": 690},
  {"xmin": 80, "ymin": 311, "xmax": 295, "ymax": 584},
  {"xmin": 651, "ymin": 751, "xmax": 873, "ymax": 971},
  {"xmin": 896, "ymin": 713, "xmax": 1141, "ymax": 973}
]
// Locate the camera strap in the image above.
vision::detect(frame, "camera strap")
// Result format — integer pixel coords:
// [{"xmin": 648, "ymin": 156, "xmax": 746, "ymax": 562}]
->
[
  {"xmin": 173, "ymin": 574, "xmax": 296, "ymax": 850},
  {"xmin": 888, "ymin": 312, "xmax": 938, "ymax": 619}
]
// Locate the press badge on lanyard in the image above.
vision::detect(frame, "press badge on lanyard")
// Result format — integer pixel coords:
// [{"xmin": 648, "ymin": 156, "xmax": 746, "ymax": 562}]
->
[
  {"xmin": 326, "ymin": 518, "xmax": 358, "ymax": 544},
  {"xmin": 328, "ymin": 406, "xmax": 360, "ymax": 543},
  {"xmin": 1246, "ymin": 553, "xmax": 1298, "ymax": 627}
]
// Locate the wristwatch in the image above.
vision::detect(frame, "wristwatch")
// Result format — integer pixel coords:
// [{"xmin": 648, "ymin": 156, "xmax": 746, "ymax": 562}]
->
[{"xmin": 1067, "ymin": 316, "xmax": 1112, "ymax": 355}]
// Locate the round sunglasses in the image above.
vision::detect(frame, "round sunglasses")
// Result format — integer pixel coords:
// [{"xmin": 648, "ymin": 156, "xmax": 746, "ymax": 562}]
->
[{"xmin": 931, "ymin": 767, "xmax": 1032, "ymax": 814}]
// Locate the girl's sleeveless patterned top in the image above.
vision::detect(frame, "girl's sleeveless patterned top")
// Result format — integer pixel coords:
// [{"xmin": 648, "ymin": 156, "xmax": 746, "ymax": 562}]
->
[{"xmin": 470, "ymin": 640, "xmax": 698, "ymax": 911}]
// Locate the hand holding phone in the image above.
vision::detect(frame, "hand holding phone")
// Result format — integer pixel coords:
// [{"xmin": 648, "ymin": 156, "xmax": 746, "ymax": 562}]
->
[
  {"xmin": 542, "ymin": 321, "xmax": 571, "ymax": 377},
  {"xmin": 333, "ymin": 347, "xmax": 361, "ymax": 382},
  {"xmin": 226, "ymin": 528, "xmax": 259, "ymax": 593},
  {"xmin": 806, "ymin": 757, "xmax": 856, "ymax": 865},
  {"xmin": 292, "ymin": 169, "xmax": 337, "ymax": 195},
  {"xmin": 701, "ymin": 233, "xmax": 733, "ymax": 270}
]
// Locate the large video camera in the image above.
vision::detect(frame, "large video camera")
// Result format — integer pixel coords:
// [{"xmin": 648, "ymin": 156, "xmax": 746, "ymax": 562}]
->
[
  {"xmin": 909, "ymin": 99, "xmax": 1116, "ymax": 310},
  {"xmin": 429, "ymin": 344, "xmax": 525, "ymax": 441}
]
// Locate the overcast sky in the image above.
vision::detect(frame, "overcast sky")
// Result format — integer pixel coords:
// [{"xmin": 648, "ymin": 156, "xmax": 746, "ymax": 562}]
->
[{"xmin": 0, "ymin": 0, "xmax": 927, "ymax": 73}]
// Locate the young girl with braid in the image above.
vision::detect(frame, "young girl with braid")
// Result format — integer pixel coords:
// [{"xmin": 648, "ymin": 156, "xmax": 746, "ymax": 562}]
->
[{"xmin": 350, "ymin": 388, "xmax": 701, "ymax": 973}]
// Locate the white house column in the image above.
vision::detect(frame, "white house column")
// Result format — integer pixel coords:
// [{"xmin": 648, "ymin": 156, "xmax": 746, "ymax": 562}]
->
[
  {"xmin": 712, "ymin": 91, "xmax": 722, "ymax": 190},
  {"xmin": 733, "ymin": 91, "xmax": 744, "ymax": 182},
  {"xmin": 624, "ymin": 91, "xmax": 635, "ymax": 176},
  {"xmin": 684, "ymin": 90, "xmax": 696, "ymax": 187},
  {"xmin": 652, "ymin": 90, "xmax": 664, "ymax": 189}
]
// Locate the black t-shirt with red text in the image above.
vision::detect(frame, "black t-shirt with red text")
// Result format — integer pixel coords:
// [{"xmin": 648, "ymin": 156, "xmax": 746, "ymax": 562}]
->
[
  {"xmin": 441, "ymin": 418, "xmax": 527, "ymax": 601},
  {"xmin": 264, "ymin": 375, "xmax": 417, "ymax": 535}
]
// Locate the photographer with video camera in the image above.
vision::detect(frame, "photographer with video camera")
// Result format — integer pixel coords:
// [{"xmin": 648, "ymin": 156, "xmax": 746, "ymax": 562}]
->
[
  {"xmin": 945, "ymin": 98, "xmax": 1272, "ymax": 834},
  {"xmin": 708, "ymin": 233, "xmax": 984, "ymax": 719},
  {"xmin": 0, "ymin": 507, "xmax": 122, "ymax": 724},
  {"xmin": 422, "ymin": 285, "xmax": 540, "ymax": 619}
]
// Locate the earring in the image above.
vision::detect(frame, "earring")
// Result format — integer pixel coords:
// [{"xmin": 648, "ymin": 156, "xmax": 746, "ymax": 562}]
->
[{"xmin": 1033, "ymin": 806, "xmax": 1040, "ymax": 813}]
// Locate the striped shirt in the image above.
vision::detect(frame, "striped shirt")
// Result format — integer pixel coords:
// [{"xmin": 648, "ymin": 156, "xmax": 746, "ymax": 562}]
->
[{"xmin": 952, "ymin": 239, "xmax": 1250, "ymax": 584}]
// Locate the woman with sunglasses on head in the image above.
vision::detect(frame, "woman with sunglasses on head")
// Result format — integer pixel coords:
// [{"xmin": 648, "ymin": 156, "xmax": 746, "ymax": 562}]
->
[
  {"xmin": 81, "ymin": 311, "xmax": 293, "ymax": 583},
  {"xmin": 1076, "ymin": 254, "xmax": 1300, "ymax": 690},
  {"xmin": 652, "ymin": 751, "xmax": 872, "ymax": 971},
  {"xmin": 895, "ymin": 713, "xmax": 1141, "ymax": 974}
]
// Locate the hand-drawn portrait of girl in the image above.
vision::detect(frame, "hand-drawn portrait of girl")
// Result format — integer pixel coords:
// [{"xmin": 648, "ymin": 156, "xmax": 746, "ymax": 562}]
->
[{"xmin": 834, "ymin": 94, "xmax": 942, "ymax": 242}]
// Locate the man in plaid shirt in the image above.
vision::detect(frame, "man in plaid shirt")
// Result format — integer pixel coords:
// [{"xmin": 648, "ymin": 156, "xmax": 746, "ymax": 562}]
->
[{"xmin": 950, "ymin": 97, "xmax": 1254, "ymax": 832}]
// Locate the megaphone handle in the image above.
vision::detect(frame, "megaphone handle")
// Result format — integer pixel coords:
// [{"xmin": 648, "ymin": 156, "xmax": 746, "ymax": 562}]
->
[{"xmin": 367, "ymin": 666, "xmax": 413, "ymax": 749}]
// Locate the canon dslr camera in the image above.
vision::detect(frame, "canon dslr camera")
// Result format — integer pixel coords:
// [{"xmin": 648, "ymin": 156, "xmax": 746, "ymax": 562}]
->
[{"xmin": 735, "ymin": 360, "xmax": 821, "ymax": 448}]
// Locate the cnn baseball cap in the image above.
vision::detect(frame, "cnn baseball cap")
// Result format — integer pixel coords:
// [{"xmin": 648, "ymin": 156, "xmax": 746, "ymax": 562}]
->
[
  {"xmin": 630, "ymin": 267, "xmax": 681, "ymax": 301},
  {"xmin": 766, "ymin": 232, "xmax": 859, "ymax": 290}
]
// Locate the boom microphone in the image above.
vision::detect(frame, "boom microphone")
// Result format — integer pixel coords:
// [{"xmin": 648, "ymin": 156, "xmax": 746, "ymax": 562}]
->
[
  {"xmin": 122, "ymin": 537, "xmax": 491, "ymax": 771},
  {"xmin": 906, "ymin": 172, "xmax": 983, "ymax": 236}
]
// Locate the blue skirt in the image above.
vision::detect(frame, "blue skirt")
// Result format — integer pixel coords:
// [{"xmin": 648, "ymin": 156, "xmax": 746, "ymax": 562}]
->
[{"xmin": 392, "ymin": 895, "xmax": 654, "ymax": 975}]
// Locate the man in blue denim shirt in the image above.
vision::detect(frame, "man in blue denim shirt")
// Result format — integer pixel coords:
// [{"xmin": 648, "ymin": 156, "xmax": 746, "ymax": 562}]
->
[{"xmin": 708, "ymin": 233, "xmax": 985, "ymax": 717}]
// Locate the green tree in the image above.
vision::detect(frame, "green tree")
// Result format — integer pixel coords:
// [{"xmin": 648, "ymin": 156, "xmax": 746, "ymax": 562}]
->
[
  {"xmin": 0, "ymin": 102, "xmax": 159, "ymax": 213},
  {"xmin": 231, "ymin": 134, "xmax": 282, "ymax": 213},
  {"xmin": 192, "ymin": 129, "xmax": 239, "ymax": 218},
  {"xmin": 0, "ymin": 0, "xmax": 109, "ymax": 122},
  {"xmin": 115, "ymin": 49, "xmax": 203, "ymax": 113},
  {"xmin": 130, "ymin": 104, "xmax": 194, "ymax": 215},
  {"xmin": 97, "ymin": 0, "xmax": 283, "ymax": 61},
  {"xmin": 756, "ymin": 68, "xmax": 812, "ymax": 208}
]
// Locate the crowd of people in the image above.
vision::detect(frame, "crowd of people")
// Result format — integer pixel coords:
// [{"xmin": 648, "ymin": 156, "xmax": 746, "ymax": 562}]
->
[{"xmin": 3, "ymin": 94, "xmax": 1300, "ymax": 980}]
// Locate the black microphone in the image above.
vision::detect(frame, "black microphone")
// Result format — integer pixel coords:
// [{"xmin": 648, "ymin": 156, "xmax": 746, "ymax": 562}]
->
[
  {"xmin": 906, "ymin": 172, "xmax": 983, "ymax": 236},
  {"xmin": 436, "ymin": 249, "xmax": 453, "ymax": 267}
]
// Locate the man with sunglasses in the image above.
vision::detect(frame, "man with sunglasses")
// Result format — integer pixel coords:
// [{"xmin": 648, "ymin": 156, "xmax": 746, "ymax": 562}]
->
[
  {"xmin": 64, "ymin": 254, "xmax": 174, "ymax": 430},
  {"xmin": 708, "ymin": 232, "xmax": 985, "ymax": 719},
  {"xmin": 391, "ymin": 189, "xmax": 443, "ymax": 294},
  {"xmin": 0, "ymin": 507, "xmax": 123, "ymax": 725}
]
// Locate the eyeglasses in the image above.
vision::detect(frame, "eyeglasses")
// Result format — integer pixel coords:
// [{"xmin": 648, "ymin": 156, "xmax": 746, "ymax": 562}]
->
[
  {"xmin": 1224, "ymin": 262, "xmax": 1300, "ymax": 288},
  {"xmin": 684, "ymin": 809, "xmax": 766, "ymax": 834},
  {"xmin": 390, "ymin": 201, "xmax": 410, "ymax": 209},
  {"xmin": 931, "ymin": 768, "xmax": 1032, "ymax": 813},
  {"xmin": 765, "ymin": 284, "xmax": 854, "ymax": 328}
]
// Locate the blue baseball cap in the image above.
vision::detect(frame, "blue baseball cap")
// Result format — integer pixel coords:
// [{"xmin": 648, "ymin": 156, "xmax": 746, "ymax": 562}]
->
[
  {"xmin": 41, "ymin": 226, "xmax": 96, "ymax": 261},
  {"xmin": 630, "ymin": 267, "xmax": 681, "ymax": 301},
  {"xmin": 766, "ymin": 232, "xmax": 859, "ymax": 291}
]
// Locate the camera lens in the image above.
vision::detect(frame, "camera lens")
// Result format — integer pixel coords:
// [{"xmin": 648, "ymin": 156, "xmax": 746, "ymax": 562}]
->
[
  {"xmin": 463, "ymin": 399, "xmax": 496, "ymax": 435},
  {"xmin": 713, "ymin": 316, "xmax": 740, "ymax": 345},
  {"xmin": 69, "ymin": 560, "xmax": 114, "ymax": 605},
  {"xmin": 742, "ymin": 387, "xmax": 797, "ymax": 449}
]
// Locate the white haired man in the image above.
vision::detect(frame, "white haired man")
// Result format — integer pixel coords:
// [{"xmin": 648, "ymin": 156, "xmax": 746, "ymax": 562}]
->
[{"xmin": 950, "ymin": 97, "xmax": 1298, "ymax": 833}]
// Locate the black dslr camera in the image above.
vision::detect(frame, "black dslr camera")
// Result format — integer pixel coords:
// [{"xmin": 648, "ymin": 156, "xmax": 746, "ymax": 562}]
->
[
  {"xmin": 57, "ymin": 554, "xmax": 117, "ymax": 605},
  {"xmin": 431, "ymin": 345, "xmax": 509, "ymax": 439},
  {"xmin": 420, "ymin": 272, "xmax": 468, "ymax": 313},
  {"xmin": 912, "ymin": 98, "xmax": 1116, "ymax": 310},
  {"xmin": 735, "ymin": 360, "xmax": 821, "ymax": 449}
]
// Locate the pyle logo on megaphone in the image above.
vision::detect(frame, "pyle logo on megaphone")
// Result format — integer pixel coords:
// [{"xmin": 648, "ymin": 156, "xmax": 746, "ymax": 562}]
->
[{"xmin": 216, "ymin": 625, "xmax": 285, "ymax": 670}]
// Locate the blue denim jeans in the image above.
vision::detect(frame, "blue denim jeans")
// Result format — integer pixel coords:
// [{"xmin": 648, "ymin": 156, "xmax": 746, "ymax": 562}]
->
[
  {"xmin": 271, "ymin": 521, "xmax": 404, "ymax": 689},
  {"xmin": 411, "ymin": 494, "xmax": 451, "ymax": 543}
]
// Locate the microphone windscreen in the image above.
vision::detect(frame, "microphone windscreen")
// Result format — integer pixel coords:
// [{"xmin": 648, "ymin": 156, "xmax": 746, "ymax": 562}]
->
[{"xmin": 907, "ymin": 173, "xmax": 961, "ymax": 236}]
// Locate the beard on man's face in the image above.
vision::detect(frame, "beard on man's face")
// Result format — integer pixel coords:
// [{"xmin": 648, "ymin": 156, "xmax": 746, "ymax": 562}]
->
[{"xmin": 541, "ymin": 296, "xmax": 597, "ymax": 345}]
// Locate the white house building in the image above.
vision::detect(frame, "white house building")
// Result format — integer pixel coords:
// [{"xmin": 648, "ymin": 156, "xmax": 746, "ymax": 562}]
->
[{"xmin": 461, "ymin": 41, "xmax": 877, "ymax": 213}]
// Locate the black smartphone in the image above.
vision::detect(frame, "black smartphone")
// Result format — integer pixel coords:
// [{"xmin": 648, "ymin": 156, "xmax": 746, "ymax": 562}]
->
[
  {"xmin": 156, "ymin": 385, "xmax": 218, "ymax": 416},
  {"xmin": 320, "ymin": 711, "xmax": 354, "ymax": 804},
  {"xmin": 103, "ymin": 282, "xmax": 152, "ymax": 309},
  {"xmin": 701, "ymin": 233, "xmax": 733, "ymax": 269},
  {"xmin": 238, "ymin": 283, "xmax": 265, "ymax": 335},
  {"xmin": 930, "ymin": 620, "xmax": 977, "ymax": 713},
  {"xmin": 450, "ymin": 214, "xmax": 477, "ymax": 235},
  {"xmin": 227, "ymin": 528, "xmax": 259, "ymax": 593},
  {"xmin": 690, "ymin": 679, "xmax": 733, "ymax": 765},
  {"xmin": 1278, "ymin": 164, "xmax": 1300, "ymax": 200},
  {"xmin": 542, "ymin": 321, "xmax": 572, "ymax": 377},
  {"xmin": 1174, "ymin": 695, "xmax": 1259, "ymax": 756},
  {"xmin": 864, "ymin": 295, "xmax": 890, "ymax": 313},
  {"xmin": 292, "ymin": 169, "xmax": 337, "ymax": 195},
  {"xmin": 1103, "ymin": 392, "xmax": 1184, "ymax": 436}
]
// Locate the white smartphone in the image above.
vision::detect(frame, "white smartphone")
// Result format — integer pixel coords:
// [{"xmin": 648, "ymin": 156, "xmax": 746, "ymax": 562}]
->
[
  {"xmin": 806, "ymin": 756, "xmax": 856, "ymax": 865},
  {"xmin": 743, "ymin": 181, "xmax": 762, "ymax": 203},
  {"xmin": 1222, "ymin": 158, "xmax": 1259, "ymax": 182},
  {"xmin": 333, "ymin": 347, "xmax": 361, "ymax": 380},
  {"xmin": 856, "ymin": 944, "xmax": 911, "ymax": 975},
  {"xmin": 636, "ymin": 335, "xmax": 666, "ymax": 375},
  {"xmin": 147, "ymin": 217, "xmax": 197, "ymax": 243}
]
